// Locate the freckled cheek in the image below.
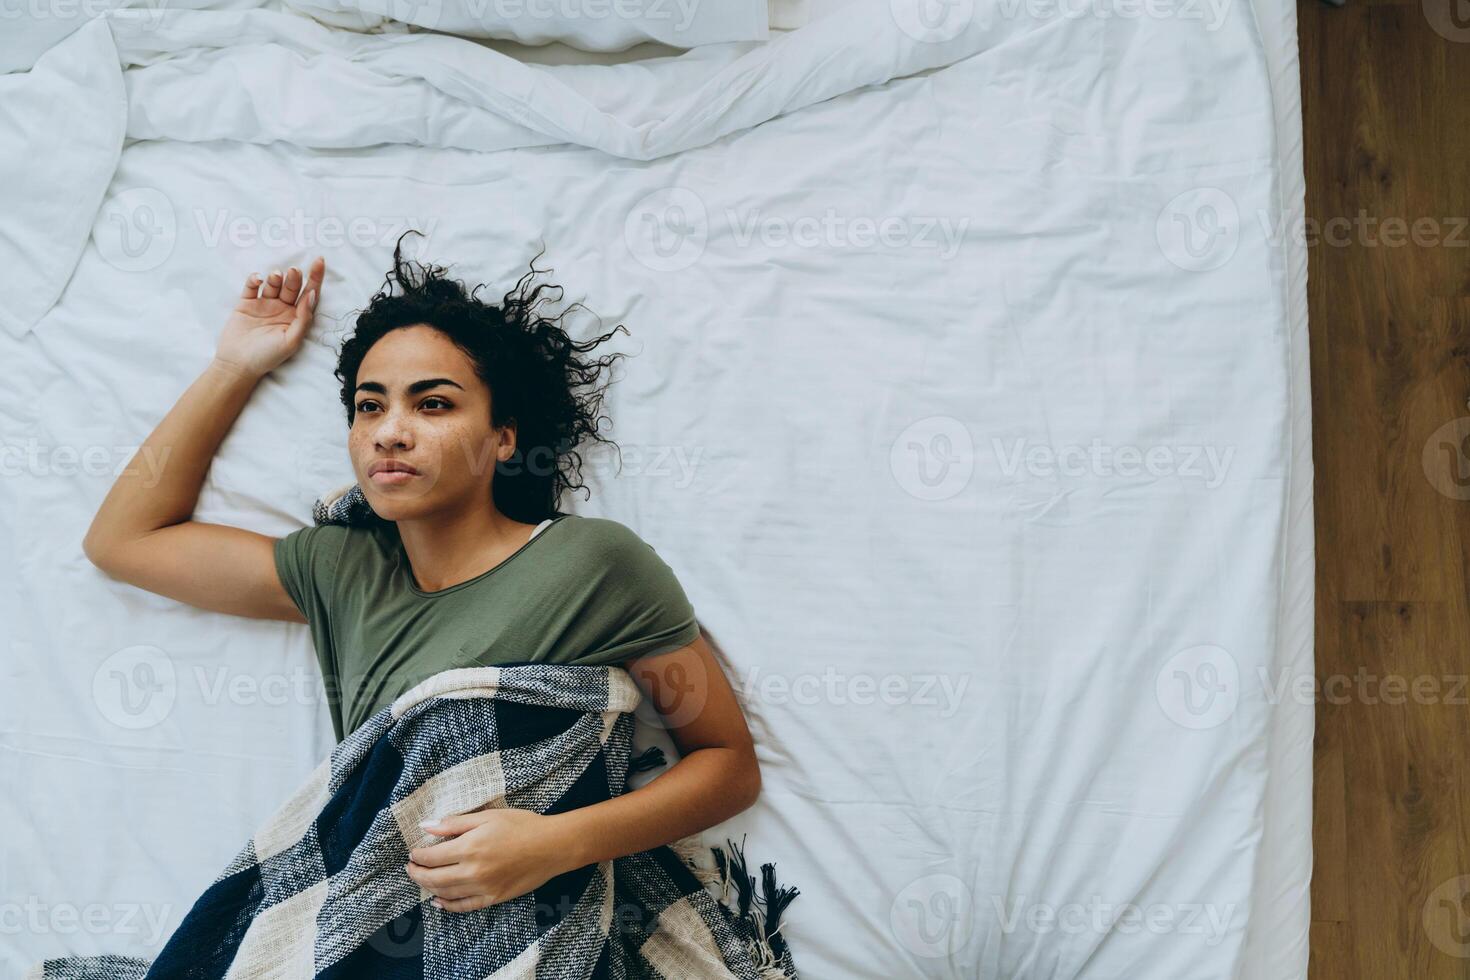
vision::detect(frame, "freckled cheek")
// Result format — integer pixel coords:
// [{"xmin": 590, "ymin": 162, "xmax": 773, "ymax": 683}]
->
[
  {"xmin": 347, "ymin": 427, "xmax": 382, "ymax": 465},
  {"xmin": 346, "ymin": 427, "xmax": 367, "ymax": 469},
  {"xmin": 424, "ymin": 422, "xmax": 485, "ymax": 482}
]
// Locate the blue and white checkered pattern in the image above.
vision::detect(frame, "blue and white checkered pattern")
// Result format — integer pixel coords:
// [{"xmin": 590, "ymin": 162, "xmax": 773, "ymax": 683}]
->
[
  {"xmin": 311, "ymin": 482, "xmax": 376, "ymax": 528},
  {"xmin": 30, "ymin": 664, "xmax": 800, "ymax": 980}
]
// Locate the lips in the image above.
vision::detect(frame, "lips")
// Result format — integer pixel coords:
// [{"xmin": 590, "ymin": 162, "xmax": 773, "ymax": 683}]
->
[{"xmin": 368, "ymin": 460, "xmax": 420, "ymax": 478}]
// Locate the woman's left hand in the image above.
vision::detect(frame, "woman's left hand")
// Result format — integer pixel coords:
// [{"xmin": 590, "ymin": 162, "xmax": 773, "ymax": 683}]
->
[{"xmin": 406, "ymin": 808, "xmax": 578, "ymax": 913}]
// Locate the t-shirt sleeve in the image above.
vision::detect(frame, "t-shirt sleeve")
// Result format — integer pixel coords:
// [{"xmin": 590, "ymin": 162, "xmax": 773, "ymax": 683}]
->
[
  {"xmin": 577, "ymin": 520, "xmax": 701, "ymax": 665},
  {"xmin": 273, "ymin": 524, "xmax": 346, "ymax": 625}
]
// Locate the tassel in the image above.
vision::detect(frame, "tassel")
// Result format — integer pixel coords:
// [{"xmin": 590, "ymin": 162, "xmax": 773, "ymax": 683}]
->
[
  {"xmin": 760, "ymin": 861, "xmax": 800, "ymax": 958},
  {"xmin": 711, "ymin": 843, "xmax": 731, "ymax": 904},
  {"xmin": 669, "ymin": 833, "xmax": 704, "ymax": 866},
  {"xmin": 703, "ymin": 836, "xmax": 802, "ymax": 978},
  {"xmin": 628, "ymin": 745, "xmax": 667, "ymax": 774},
  {"xmin": 724, "ymin": 835, "xmax": 757, "ymax": 918},
  {"xmin": 669, "ymin": 833, "xmax": 724, "ymax": 889}
]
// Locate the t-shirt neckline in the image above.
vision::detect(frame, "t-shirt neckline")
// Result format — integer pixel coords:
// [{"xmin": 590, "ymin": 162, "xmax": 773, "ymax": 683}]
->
[{"xmin": 399, "ymin": 515, "xmax": 566, "ymax": 599}]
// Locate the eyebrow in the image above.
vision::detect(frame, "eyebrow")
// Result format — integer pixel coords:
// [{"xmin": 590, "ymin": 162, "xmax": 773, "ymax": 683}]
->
[{"xmin": 354, "ymin": 378, "xmax": 465, "ymax": 396}]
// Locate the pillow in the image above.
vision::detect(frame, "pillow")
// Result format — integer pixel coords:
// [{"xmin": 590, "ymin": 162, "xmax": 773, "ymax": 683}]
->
[
  {"xmin": 0, "ymin": 21, "xmax": 123, "ymax": 338},
  {"xmin": 1, "ymin": 0, "xmax": 268, "ymax": 73},
  {"xmin": 283, "ymin": 0, "xmax": 769, "ymax": 50},
  {"xmin": 0, "ymin": 14, "xmax": 88, "ymax": 74}
]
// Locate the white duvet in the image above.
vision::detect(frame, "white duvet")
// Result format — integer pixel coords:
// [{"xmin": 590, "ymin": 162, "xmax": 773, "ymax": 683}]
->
[{"xmin": 0, "ymin": 0, "xmax": 1313, "ymax": 976}]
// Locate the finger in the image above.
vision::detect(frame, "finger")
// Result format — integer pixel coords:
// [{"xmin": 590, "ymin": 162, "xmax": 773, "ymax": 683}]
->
[
  {"xmin": 280, "ymin": 266, "xmax": 302, "ymax": 306},
  {"xmin": 415, "ymin": 877, "xmax": 480, "ymax": 901},
  {"xmin": 420, "ymin": 812, "xmax": 485, "ymax": 837},
  {"xmin": 261, "ymin": 268, "xmax": 283, "ymax": 300},
  {"xmin": 433, "ymin": 895, "xmax": 495, "ymax": 914},
  {"xmin": 239, "ymin": 272, "xmax": 263, "ymax": 300},
  {"xmin": 304, "ymin": 255, "xmax": 326, "ymax": 297},
  {"xmin": 286, "ymin": 287, "xmax": 316, "ymax": 343},
  {"xmin": 405, "ymin": 861, "xmax": 471, "ymax": 890},
  {"xmin": 408, "ymin": 839, "xmax": 466, "ymax": 868}
]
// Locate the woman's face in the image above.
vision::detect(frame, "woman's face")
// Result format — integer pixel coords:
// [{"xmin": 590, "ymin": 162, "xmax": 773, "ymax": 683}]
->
[{"xmin": 347, "ymin": 324, "xmax": 513, "ymax": 521}]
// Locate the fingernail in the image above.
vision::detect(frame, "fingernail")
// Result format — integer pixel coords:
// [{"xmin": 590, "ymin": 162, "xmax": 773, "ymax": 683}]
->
[
  {"xmin": 270, "ymin": 268, "xmax": 281, "ymax": 279},
  {"xmin": 419, "ymin": 819, "xmax": 437, "ymax": 829},
  {"xmin": 308, "ymin": 290, "xmax": 317, "ymax": 308}
]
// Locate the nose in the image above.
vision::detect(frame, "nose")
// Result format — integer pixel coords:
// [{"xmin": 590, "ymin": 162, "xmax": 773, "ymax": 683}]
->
[{"xmin": 372, "ymin": 410, "xmax": 416, "ymax": 453}]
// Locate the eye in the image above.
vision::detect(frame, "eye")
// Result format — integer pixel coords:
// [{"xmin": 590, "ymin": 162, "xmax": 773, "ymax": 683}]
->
[
  {"xmin": 356, "ymin": 399, "xmax": 381, "ymax": 414},
  {"xmin": 422, "ymin": 396, "xmax": 452, "ymax": 410}
]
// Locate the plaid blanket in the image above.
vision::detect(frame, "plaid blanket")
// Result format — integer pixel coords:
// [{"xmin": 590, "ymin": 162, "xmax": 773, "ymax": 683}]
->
[
  {"xmin": 311, "ymin": 481, "xmax": 381, "ymax": 527},
  {"xmin": 30, "ymin": 664, "xmax": 800, "ymax": 979}
]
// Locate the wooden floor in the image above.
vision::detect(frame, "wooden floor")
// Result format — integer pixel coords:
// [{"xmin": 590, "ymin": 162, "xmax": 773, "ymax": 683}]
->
[{"xmin": 1300, "ymin": 0, "xmax": 1470, "ymax": 976}]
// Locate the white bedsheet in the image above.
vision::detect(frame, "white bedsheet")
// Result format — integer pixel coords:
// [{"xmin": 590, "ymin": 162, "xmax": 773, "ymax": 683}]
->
[{"xmin": 0, "ymin": 0, "xmax": 1312, "ymax": 975}]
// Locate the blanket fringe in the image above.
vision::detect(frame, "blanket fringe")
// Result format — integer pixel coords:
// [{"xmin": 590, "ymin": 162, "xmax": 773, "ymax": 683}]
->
[
  {"xmin": 628, "ymin": 745, "xmax": 801, "ymax": 977},
  {"xmin": 628, "ymin": 745, "xmax": 668, "ymax": 774},
  {"xmin": 670, "ymin": 832, "xmax": 801, "ymax": 979}
]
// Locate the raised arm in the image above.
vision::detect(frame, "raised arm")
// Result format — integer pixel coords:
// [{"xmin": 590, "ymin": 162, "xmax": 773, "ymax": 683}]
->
[{"xmin": 82, "ymin": 260, "xmax": 326, "ymax": 622}]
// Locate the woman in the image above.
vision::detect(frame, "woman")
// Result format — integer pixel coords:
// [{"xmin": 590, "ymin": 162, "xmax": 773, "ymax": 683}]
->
[{"xmin": 81, "ymin": 241, "xmax": 761, "ymax": 916}]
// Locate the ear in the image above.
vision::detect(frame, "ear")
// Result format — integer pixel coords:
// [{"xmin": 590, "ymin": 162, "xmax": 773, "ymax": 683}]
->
[{"xmin": 496, "ymin": 419, "xmax": 518, "ymax": 461}]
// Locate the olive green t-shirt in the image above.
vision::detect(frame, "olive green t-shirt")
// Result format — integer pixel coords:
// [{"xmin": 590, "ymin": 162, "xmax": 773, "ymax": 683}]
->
[{"xmin": 272, "ymin": 513, "xmax": 700, "ymax": 741}]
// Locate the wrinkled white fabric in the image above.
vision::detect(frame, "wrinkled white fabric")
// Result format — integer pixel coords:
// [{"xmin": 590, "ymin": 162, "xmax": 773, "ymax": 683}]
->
[{"xmin": 0, "ymin": 0, "xmax": 1312, "ymax": 975}]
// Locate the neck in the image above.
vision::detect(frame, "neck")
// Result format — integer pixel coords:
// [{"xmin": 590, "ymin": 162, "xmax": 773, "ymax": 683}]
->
[{"xmin": 393, "ymin": 501, "xmax": 537, "ymax": 592}]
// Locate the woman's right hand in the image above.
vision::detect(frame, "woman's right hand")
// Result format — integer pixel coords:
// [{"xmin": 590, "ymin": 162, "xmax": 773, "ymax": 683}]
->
[{"xmin": 215, "ymin": 257, "xmax": 327, "ymax": 379}]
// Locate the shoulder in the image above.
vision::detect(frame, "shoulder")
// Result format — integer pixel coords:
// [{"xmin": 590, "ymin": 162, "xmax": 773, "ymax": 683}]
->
[
  {"xmin": 276, "ymin": 522, "xmax": 383, "ymax": 569},
  {"xmin": 279, "ymin": 521, "xmax": 364, "ymax": 550},
  {"xmin": 550, "ymin": 517, "xmax": 694, "ymax": 625},
  {"xmin": 554, "ymin": 514, "xmax": 651, "ymax": 548},
  {"xmin": 550, "ymin": 515, "xmax": 671, "ymax": 568}
]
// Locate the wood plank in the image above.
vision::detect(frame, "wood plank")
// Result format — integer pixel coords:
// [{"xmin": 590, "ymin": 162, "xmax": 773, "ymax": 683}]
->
[
  {"xmin": 1334, "ymin": 602, "xmax": 1467, "ymax": 978},
  {"xmin": 1301, "ymin": 0, "xmax": 1470, "ymax": 974}
]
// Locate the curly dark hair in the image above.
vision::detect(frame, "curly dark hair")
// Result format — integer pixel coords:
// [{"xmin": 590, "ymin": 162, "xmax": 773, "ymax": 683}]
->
[{"xmin": 334, "ymin": 231, "xmax": 627, "ymax": 525}]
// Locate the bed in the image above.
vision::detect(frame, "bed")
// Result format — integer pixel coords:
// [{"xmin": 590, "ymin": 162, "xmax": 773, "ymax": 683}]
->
[{"xmin": 0, "ymin": 0, "xmax": 1313, "ymax": 974}]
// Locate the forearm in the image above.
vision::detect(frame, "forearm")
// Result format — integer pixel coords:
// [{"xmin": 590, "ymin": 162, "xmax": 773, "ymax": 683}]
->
[
  {"xmin": 549, "ymin": 745, "xmax": 761, "ymax": 870},
  {"xmin": 84, "ymin": 358, "xmax": 262, "ymax": 555}
]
